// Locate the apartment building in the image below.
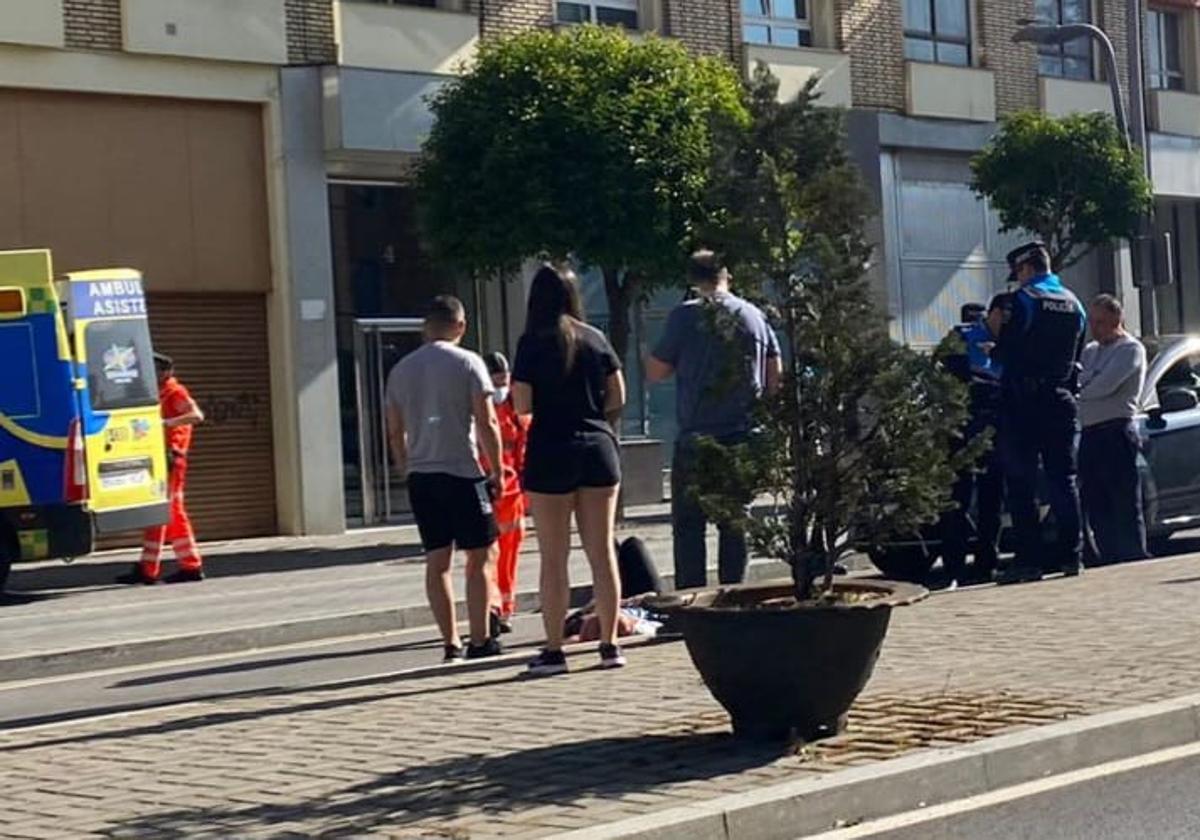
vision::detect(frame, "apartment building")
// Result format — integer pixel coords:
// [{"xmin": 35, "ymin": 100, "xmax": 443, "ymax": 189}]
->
[{"xmin": 2, "ymin": 1, "xmax": 1194, "ymax": 539}]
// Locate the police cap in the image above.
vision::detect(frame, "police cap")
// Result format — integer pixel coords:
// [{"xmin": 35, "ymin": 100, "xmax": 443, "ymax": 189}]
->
[
  {"xmin": 1006, "ymin": 240, "xmax": 1049, "ymax": 270},
  {"xmin": 153, "ymin": 352, "xmax": 174, "ymax": 369},
  {"xmin": 960, "ymin": 302, "xmax": 986, "ymax": 323}
]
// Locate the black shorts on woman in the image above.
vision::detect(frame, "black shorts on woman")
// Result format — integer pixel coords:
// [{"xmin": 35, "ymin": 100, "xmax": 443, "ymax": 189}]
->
[{"xmin": 513, "ymin": 322, "xmax": 622, "ymax": 495}]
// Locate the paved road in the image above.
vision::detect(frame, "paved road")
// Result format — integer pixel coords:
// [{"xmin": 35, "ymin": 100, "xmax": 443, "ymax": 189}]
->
[
  {"xmin": 0, "ymin": 615, "xmax": 550, "ymax": 729},
  {"xmin": 818, "ymin": 745, "xmax": 1200, "ymax": 839}
]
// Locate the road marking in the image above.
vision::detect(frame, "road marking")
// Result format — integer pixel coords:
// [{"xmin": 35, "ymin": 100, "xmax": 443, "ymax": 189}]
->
[{"xmin": 806, "ymin": 739, "xmax": 1200, "ymax": 838}]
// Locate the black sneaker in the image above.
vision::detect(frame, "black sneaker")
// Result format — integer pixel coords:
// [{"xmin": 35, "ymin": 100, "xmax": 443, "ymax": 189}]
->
[
  {"xmin": 488, "ymin": 609, "xmax": 514, "ymax": 638},
  {"xmin": 526, "ymin": 648, "xmax": 569, "ymax": 677},
  {"xmin": 115, "ymin": 566, "xmax": 159, "ymax": 586},
  {"xmin": 164, "ymin": 568, "xmax": 204, "ymax": 584},
  {"xmin": 443, "ymin": 644, "xmax": 465, "ymax": 663},
  {"xmin": 466, "ymin": 637, "xmax": 503, "ymax": 659},
  {"xmin": 599, "ymin": 642, "xmax": 627, "ymax": 669},
  {"xmin": 1061, "ymin": 561, "xmax": 1083, "ymax": 578}
]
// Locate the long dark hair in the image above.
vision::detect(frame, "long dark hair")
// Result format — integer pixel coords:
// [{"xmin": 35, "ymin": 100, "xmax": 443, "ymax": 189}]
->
[{"xmin": 524, "ymin": 263, "xmax": 584, "ymax": 373}]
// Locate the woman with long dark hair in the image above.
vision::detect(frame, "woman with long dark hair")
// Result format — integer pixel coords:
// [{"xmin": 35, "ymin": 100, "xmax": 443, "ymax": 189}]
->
[{"xmin": 512, "ymin": 264, "xmax": 627, "ymax": 676}]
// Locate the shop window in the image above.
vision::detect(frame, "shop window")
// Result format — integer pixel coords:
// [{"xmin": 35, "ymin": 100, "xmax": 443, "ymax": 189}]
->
[
  {"xmin": 1035, "ymin": 0, "xmax": 1093, "ymax": 80},
  {"xmin": 903, "ymin": 0, "xmax": 971, "ymax": 66},
  {"xmin": 556, "ymin": 0, "xmax": 639, "ymax": 29},
  {"xmin": 742, "ymin": 0, "xmax": 812, "ymax": 48},
  {"xmin": 1147, "ymin": 9, "xmax": 1185, "ymax": 92}
]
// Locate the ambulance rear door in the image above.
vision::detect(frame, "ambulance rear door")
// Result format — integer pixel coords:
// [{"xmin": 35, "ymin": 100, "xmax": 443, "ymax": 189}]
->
[{"xmin": 65, "ymin": 270, "xmax": 169, "ymax": 533}]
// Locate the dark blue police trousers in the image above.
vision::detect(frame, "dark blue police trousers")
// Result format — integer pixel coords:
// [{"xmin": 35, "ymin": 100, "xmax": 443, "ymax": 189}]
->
[{"xmin": 999, "ymin": 387, "xmax": 1083, "ymax": 570}]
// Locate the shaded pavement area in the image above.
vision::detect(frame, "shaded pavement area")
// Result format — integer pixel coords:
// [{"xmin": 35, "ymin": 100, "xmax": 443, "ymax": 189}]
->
[{"xmin": 5, "ymin": 553, "xmax": 1200, "ymax": 837}]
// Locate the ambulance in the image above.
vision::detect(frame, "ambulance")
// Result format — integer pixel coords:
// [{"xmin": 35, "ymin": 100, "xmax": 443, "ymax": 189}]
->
[{"xmin": 0, "ymin": 249, "xmax": 169, "ymax": 592}]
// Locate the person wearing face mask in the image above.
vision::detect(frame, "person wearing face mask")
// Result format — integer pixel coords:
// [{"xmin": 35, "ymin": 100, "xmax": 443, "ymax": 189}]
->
[{"xmin": 482, "ymin": 351, "xmax": 530, "ymax": 631}]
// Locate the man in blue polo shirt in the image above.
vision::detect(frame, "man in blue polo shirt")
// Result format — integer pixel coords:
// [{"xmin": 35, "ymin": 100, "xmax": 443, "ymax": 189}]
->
[{"xmin": 646, "ymin": 250, "xmax": 782, "ymax": 590}]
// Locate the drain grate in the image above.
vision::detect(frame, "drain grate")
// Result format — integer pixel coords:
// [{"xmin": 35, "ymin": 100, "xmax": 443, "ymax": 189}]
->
[{"xmin": 650, "ymin": 690, "xmax": 1087, "ymax": 767}]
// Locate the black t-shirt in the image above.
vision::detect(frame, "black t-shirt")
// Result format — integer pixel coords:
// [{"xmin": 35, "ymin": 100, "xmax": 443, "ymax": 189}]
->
[{"xmin": 513, "ymin": 322, "xmax": 621, "ymax": 444}]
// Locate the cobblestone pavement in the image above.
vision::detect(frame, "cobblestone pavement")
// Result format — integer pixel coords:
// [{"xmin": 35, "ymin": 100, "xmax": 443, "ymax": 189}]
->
[{"xmin": 5, "ymin": 555, "xmax": 1200, "ymax": 838}]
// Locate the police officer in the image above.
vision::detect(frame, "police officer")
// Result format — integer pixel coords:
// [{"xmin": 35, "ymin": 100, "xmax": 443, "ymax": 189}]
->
[
  {"xmin": 989, "ymin": 242, "xmax": 1087, "ymax": 585},
  {"xmin": 938, "ymin": 298, "xmax": 1006, "ymax": 587}
]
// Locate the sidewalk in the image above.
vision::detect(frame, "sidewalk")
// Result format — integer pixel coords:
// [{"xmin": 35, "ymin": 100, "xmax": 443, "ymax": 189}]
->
[
  {"xmin": 0, "ymin": 505, "xmax": 808, "ymax": 679},
  {"xmin": 4, "ymin": 554, "xmax": 1200, "ymax": 838}
]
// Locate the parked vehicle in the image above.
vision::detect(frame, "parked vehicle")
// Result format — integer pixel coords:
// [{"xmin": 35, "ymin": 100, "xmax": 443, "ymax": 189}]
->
[
  {"xmin": 0, "ymin": 249, "xmax": 169, "ymax": 592},
  {"xmin": 867, "ymin": 334, "xmax": 1200, "ymax": 582}
]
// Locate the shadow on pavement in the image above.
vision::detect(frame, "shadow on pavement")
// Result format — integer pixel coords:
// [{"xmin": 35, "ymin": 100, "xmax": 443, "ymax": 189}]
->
[
  {"xmin": 7, "ymin": 543, "xmax": 426, "ymax": 594},
  {"xmin": 105, "ymin": 732, "xmax": 780, "ymax": 838}
]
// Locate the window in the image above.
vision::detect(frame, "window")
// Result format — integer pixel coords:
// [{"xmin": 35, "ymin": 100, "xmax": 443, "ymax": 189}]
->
[
  {"xmin": 903, "ymin": 0, "xmax": 971, "ymax": 66},
  {"xmin": 742, "ymin": 0, "xmax": 812, "ymax": 48},
  {"xmin": 84, "ymin": 320, "xmax": 157, "ymax": 412},
  {"xmin": 1036, "ymin": 0, "xmax": 1093, "ymax": 80},
  {"xmin": 1147, "ymin": 9, "xmax": 1184, "ymax": 91},
  {"xmin": 556, "ymin": 0, "xmax": 638, "ymax": 28},
  {"xmin": 353, "ymin": 0, "xmax": 438, "ymax": 7}
]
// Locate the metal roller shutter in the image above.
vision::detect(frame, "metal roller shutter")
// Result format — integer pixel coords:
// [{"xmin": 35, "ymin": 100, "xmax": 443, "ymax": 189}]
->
[{"xmin": 96, "ymin": 293, "xmax": 277, "ymax": 548}]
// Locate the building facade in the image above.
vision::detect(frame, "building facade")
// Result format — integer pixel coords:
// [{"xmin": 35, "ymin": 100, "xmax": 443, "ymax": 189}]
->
[{"xmin": 2, "ymin": 1, "xmax": 1196, "ymax": 539}]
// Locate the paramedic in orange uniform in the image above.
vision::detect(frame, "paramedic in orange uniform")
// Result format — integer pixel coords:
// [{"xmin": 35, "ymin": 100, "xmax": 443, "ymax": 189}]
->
[
  {"xmin": 117, "ymin": 353, "xmax": 206, "ymax": 585},
  {"xmin": 483, "ymin": 352, "xmax": 529, "ymax": 632}
]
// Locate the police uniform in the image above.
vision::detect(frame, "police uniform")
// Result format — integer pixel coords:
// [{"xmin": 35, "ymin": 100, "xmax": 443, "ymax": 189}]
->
[
  {"xmin": 993, "ymin": 243, "xmax": 1088, "ymax": 584},
  {"xmin": 938, "ymin": 307, "xmax": 1004, "ymax": 584}
]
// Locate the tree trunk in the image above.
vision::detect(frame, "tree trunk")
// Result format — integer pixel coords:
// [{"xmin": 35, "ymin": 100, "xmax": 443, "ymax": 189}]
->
[{"xmin": 602, "ymin": 267, "xmax": 633, "ymax": 370}]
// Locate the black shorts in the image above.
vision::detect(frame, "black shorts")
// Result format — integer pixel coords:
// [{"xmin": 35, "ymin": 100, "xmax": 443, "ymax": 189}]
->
[
  {"xmin": 407, "ymin": 472, "xmax": 498, "ymax": 552},
  {"xmin": 523, "ymin": 431, "xmax": 621, "ymax": 495}
]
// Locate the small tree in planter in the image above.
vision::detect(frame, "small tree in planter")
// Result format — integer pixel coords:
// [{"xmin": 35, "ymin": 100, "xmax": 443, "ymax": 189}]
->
[
  {"xmin": 691, "ymin": 68, "xmax": 981, "ymax": 602},
  {"xmin": 659, "ymin": 70, "xmax": 984, "ymax": 742}
]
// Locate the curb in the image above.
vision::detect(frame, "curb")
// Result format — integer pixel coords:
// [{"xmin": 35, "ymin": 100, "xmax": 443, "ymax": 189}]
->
[
  {"xmin": 0, "ymin": 559, "xmax": 800, "ymax": 683},
  {"xmin": 556, "ymin": 693, "xmax": 1200, "ymax": 840}
]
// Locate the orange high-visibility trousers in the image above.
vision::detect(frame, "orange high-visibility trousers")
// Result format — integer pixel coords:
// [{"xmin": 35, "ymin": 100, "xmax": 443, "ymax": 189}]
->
[
  {"xmin": 493, "ymin": 493, "xmax": 525, "ymax": 617},
  {"xmin": 140, "ymin": 456, "xmax": 203, "ymax": 580}
]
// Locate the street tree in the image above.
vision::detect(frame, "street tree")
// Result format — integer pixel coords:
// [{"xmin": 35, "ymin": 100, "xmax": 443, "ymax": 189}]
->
[
  {"xmin": 689, "ymin": 69, "xmax": 980, "ymax": 601},
  {"xmin": 971, "ymin": 110, "xmax": 1153, "ymax": 272},
  {"xmin": 415, "ymin": 24, "xmax": 748, "ymax": 367}
]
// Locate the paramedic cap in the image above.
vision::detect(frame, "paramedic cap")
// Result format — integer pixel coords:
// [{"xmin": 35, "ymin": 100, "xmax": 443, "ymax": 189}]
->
[{"xmin": 484, "ymin": 351, "xmax": 510, "ymax": 376}]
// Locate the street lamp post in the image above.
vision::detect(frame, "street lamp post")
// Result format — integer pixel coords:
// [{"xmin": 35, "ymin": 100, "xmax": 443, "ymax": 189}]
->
[{"xmin": 1012, "ymin": 18, "xmax": 1159, "ymax": 335}]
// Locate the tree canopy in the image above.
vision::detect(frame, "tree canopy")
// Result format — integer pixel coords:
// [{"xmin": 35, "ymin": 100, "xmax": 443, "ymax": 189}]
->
[
  {"xmin": 970, "ymin": 111, "xmax": 1153, "ymax": 272},
  {"xmin": 415, "ymin": 25, "xmax": 748, "ymax": 362}
]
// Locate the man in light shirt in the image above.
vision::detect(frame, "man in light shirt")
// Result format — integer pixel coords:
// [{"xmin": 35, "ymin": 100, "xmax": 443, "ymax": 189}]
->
[{"xmin": 1078, "ymin": 294, "xmax": 1148, "ymax": 565}]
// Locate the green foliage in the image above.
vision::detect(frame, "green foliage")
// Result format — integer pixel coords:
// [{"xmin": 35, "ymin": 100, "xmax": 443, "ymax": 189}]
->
[
  {"xmin": 970, "ymin": 111, "xmax": 1153, "ymax": 271},
  {"xmin": 415, "ymin": 26, "xmax": 748, "ymax": 363},
  {"xmin": 691, "ymin": 68, "xmax": 981, "ymax": 601}
]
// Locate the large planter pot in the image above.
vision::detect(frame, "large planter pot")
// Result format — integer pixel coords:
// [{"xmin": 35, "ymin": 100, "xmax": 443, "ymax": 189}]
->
[{"xmin": 658, "ymin": 579, "xmax": 927, "ymax": 742}]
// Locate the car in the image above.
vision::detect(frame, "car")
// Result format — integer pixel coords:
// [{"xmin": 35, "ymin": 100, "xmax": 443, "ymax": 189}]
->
[{"xmin": 867, "ymin": 334, "xmax": 1200, "ymax": 582}]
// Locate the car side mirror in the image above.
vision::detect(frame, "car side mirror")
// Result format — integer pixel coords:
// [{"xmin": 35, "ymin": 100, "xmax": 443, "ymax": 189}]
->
[{"xmin": 1161, "ymin": 388, "xmax": 1199, "ymax": 415}]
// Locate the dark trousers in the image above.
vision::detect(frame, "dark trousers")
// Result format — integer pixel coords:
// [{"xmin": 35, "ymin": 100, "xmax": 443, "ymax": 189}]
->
[
  {"xmin": 940, "ymin": 416, "xmax": 1003, "ymax": 579},
  {"xmin": 671, "ymin": 435, "xmax": 749, "ymax": 590},
  {"xmin": 999, "ymin": 388, "xmax": 1083, "ymax": 570},
  {"xmin": 1079, "ymin": 419, "xmax": 1147, "ymax": 564}
]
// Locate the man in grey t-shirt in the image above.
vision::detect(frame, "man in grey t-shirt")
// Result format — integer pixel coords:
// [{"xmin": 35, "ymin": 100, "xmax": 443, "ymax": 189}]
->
[
  {"xmin": 385, "ymin": 295, "xmax": 503, "ymax": 662},
  {"xmin": 646, "ymin": 250, "xmax": 782, "ymax": 589},
  {"xmin": 1078, "ymin": 294, "xmax": 1148, "ymax": 565}
]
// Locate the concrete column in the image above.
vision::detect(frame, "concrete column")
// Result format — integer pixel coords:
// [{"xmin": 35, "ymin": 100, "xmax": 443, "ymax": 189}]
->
[{"xmin": 273, "ymin": 67, "xmax": 346, "ymax": 535}]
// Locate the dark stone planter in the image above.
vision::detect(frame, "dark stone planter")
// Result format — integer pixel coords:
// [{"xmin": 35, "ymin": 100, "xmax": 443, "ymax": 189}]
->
[{"xmin": 656, "ymin": 579, "xmax": 927, "ymax": 742}]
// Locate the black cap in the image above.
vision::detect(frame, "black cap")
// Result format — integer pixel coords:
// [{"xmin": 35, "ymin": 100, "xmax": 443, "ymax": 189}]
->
[
  {"xmin": 484, "ymin": 351, "xmax": 509, "ymax": 375},
  {"xmin": 153, "ymin": 352, "xmax": 174, "ymax": 368},
  {"xmin": 987, "ymin": 292, "xmax": 1013, "ymax": 313},
  {"xmin": 960, "ymin": 302, "xmax": 986, "ymax": 323}
]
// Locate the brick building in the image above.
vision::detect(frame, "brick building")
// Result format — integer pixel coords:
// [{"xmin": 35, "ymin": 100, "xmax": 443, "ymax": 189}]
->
[{"xmin": 3, "ymin": 1, "xmax": 1199, "ymax": 539}]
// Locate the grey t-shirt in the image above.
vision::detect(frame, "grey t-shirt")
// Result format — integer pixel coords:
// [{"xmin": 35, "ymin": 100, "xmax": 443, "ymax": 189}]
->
[
  {"xmin": 1078, "ymin": 334, "xmax": 1146, "ymax": 429},
  {"xmin": 385, "ymin": 340, "xmax": 493, "ymax": 478},
  {"xmin": 653, "ymin": 291, "xmax": 781, "ymax": 438}
]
